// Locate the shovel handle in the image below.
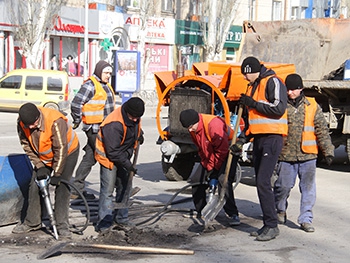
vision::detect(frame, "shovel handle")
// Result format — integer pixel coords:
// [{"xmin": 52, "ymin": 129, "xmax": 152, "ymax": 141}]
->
[{"xmin": 220, "ymin": 105, "xmax": 243, "ymax": 200}]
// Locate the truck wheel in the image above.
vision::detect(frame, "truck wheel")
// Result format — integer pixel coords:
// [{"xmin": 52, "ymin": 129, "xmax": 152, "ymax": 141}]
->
[{"xmin": 161, "ymin": 155, "xmax": 195, "ymax": 181}]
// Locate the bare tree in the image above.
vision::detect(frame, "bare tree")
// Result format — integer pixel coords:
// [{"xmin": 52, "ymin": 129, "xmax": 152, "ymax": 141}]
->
[
  {"xmin": 135, "ymin": 0, "xmax": 159, "ymax": 91},
  {"xmin": 199, "ymin": 0, "xmax": 240, "ymax": 61},
  {"xmin": 8, "ymin": 0, "xmax": 67, "ymax": 69}
]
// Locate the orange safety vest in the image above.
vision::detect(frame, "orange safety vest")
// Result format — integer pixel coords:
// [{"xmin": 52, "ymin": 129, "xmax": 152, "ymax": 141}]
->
[
  {"xmin": 20, "ymin": 107, "xmax": 79, "ymax": 167},
  {"xmin": 95, "ymin": 107, "xmax": 141, "ymax": 169},
  {"xmin": 201, "ymin": 114, "xmax": 235, "ymax": 141},
  {"xmin": 82, "ymin": 76, "xmax": 115, "ymax": 124},
  {"xmin": 247, "ymin": 76, "xmax": 288, "ymax": 136},
  {"xmin": 301, "ymin": 97, "xmax": 318, "ymax": 154}
]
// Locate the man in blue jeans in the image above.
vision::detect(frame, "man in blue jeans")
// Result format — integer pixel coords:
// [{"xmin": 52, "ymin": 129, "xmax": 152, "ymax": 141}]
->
[
  {"xmin": 274, "ymin": 73, "xmax": 334, "ymax": 232},
  {"xmin": 94, "ymin": 97, "xmax": 145, "ymax": 232},
  {"xmin": 70, "ymin": 60, "xmax": 115, "ymax": 200}
]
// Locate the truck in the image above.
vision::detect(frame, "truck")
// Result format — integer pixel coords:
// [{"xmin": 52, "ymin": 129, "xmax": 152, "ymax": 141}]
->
[{"xmin": 238, "ymin": 18, "xmax": 350, "ymax": 162}]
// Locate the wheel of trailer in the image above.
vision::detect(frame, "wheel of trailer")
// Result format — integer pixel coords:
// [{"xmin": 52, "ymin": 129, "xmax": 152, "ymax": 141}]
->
[
  {"xmin": 60, "ymin": 179, "xmax": 90, "ymax": 234},
  {"xmin": 162, "ymin": 154, "xmax": 195, "ymax": 181}
]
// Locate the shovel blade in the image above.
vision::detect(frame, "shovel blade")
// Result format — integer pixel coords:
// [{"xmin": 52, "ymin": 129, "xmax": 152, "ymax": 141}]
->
[
  {"xmin": 37, "ymin": 242, "xmax": 70, "ymax": 260},
  {"xmin": 201, "ymin": 195, "xmax": 226, "ymax": 222}
]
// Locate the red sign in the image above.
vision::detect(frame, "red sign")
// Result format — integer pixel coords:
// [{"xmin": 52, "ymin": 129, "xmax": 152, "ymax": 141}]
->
[{"xmin": 54, "ymin": 16, "xmax": 85, "ymax": 34}]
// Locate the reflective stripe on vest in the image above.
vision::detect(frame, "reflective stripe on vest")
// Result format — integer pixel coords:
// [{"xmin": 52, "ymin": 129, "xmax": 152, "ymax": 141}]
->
[
  {"xmin": 20, "ymin": 107, "xmax": 79, "ymax": 167},
  {"xmin": 301, "ymin": 97, "xmax": 318, "ymax": 154},
  {"xmin": 247, "ymin": 76, "xmax": 288, "ymax": 135},
  {"xmin": 201, "ymin": 114, "xmax": 234, "ymax": 141},
  {"xmin": 82, "ymin": 76, "xmax": 115, "ymax": 124},
  {"xmin": 95, "ymin": 107, "xmax": 141, "ymax": 170}
]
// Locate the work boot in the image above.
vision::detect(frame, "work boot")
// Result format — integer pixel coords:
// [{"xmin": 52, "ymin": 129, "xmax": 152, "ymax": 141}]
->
[
  {"xmin": 256, "ymin": 226, "xmax": 280, "ymax": 241},
  {"xmin": 300, "ymin": 223, "xmax": 315, "ymax": 233},
  {"xmin": 277, "ymin": 212, "xmax": 287, "ymax": 224},
  {"xmin": 250, "ymin": 225, "xmax": 267, "ymax": 237},
  {"xmin": 12, "ymin": 223, "xmax": 41, "ymax": 234},
  {"xmin": 228, "ymin": 215, "xmax": 241, "ymax": 226}
]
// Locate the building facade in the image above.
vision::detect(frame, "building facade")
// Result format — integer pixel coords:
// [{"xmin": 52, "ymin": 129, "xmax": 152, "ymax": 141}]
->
[{"xmin": 0, "ymin": 0, "xmax": 349, "ymax": 82}]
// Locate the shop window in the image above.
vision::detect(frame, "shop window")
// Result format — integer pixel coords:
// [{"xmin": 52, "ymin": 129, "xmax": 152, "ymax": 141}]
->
[
  {"xmin": 162, "ymin": 0, "xmax": 173, "ymax": 12},
  {"xmin": 127, "ymin": 0, "xmax": 140, "ymax": 8}
]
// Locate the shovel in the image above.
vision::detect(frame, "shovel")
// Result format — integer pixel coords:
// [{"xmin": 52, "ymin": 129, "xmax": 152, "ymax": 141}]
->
[
  {"xmin": 201, "ymin": 105, "xmax": 243, "ymax": 223},
  {"xmin": 37, "ymin": 241, "xmax": 194, "ymax": 259},
  {"xmin": 114, "ymin": 142, "xmax": 140, "ymax": 209}
]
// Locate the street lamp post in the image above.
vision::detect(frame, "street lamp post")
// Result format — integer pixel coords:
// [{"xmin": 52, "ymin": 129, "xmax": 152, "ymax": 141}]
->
[{"xmin": 84, "ymin": 0, "xmax": 89, "ymax": 78}]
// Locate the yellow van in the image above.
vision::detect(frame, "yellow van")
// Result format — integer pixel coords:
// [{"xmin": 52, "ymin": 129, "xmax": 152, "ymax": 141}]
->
[{"xmin": 0, "ymin": 69, "xmax": 70, "ymax": 112}]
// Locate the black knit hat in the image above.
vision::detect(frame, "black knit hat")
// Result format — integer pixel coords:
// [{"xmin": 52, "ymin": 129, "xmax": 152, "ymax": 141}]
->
[
  {"xmin": 19, "ymin": 103, "xmax": 40, "ymax": 125},
  {"xmin": 123, "ymin": 97, "xmax": 145, "ymax": 117},
  {"xmin": 93, "ymin": 60, "xmax": 113, "ymax": 79},
  {"xmin": 179, "ymin": 109, "xmax": 199, "ymax": 128},
  {"xmin": 241, "ymin": 56, "xmax": 261, "ymax": 74},
  {"xmin": 285, "ymin": 73, "xmax": 303, "ymax": 90}
]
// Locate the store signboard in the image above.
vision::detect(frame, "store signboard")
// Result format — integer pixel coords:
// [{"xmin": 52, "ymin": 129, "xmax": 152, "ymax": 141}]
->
[
  {"xmin": 130, "ymin": 43, "xmax": 170, "ymax": 79},
  {"xmin": 175, "ymin": 20, "xmax": 203, "ymax": 45},
  {"xmin": 224, "ymin": 25, "xmax": 243, "ymax": 48},
  {"xmin": 124, "ymin": 15, "xmax": 175, "ymax": 44}
]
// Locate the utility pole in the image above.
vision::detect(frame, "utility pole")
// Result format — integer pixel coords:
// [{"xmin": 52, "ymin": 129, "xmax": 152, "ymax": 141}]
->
[{"xmin": 84, "ymin": 0, "xmax": 89, "ymax": 78}]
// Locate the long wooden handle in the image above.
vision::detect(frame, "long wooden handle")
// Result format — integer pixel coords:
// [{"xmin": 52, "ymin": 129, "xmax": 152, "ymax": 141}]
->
[
  {"xmin": 70, "ymin": 243, "xmax": 195, "ymax": 255},
  {"xmin": 219, "ymin": 105, "xmax": 243, "ymax": 200}
]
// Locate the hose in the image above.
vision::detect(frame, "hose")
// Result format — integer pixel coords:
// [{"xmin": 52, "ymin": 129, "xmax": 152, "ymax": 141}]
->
[
  {"xmin": 135, "ymin": 163, "xmax": 241, "ymax": 226},
  {"xmin": 60, "ymin": 179, "xmax": 90, "ymax": 234}
]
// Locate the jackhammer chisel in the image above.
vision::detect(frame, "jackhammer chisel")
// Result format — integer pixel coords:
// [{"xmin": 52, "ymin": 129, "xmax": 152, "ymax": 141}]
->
[{"xmin": 35, "ymin": 176, "xmax": 59, "ymax": 240}]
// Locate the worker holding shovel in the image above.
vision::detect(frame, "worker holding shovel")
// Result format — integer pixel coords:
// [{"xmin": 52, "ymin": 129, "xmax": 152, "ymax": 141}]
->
[
  {"xmin": 95, "ymin": 97, "xmax": 145, "ymax": 232},
  {"xmin": 179, "ymin": 109, "xmax": 240, "ymax": 226},
  {"xmin": 231, "ymin": 56, "xmax": 288, "ymax": 241}
]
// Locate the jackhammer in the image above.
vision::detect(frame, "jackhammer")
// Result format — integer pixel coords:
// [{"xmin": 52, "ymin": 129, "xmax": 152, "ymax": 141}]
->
[{"xmin": 35, "ymin": 176, "xmax": 59, "ymax": 240}]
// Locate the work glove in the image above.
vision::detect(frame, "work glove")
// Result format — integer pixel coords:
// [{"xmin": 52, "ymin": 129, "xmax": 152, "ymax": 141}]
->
[
  {"xmin": 239, "ymin": 94, "xmax": 257, "ymax": 108},
  {"xmin": 50, "ymin": 176, "xmax": 61, "ymax": 186},
  {"xmin": 138, "ymin": 134, "xmax": 144, "ymax": 145},
  {"xmin": 72, "ymin": 122, "xmax": 80, "ymax": 130},
  {"xmin": 325, "ymin": 155, "xmax": 334, "ymax": 166},
  {"xmin": 230, "ymin": 138, "xmax": 246, "ymax": 155},
  {"xmin": 36, "ymin": 167, "xmax": 51, "ymax": 180},
  {"xmin": 208, "ymin": 169, "xmax": 219, "ymax": 180}
]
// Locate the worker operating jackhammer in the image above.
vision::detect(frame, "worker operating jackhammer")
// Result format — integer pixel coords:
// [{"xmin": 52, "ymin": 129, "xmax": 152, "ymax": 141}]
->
[{"xmin": 12, "ymin": 103, "xmax": 79, "ymax": 239}]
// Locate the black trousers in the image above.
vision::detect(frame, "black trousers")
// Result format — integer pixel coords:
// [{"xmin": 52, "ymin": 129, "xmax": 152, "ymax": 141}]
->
[
  {"xmin": 253, "ymin": 134, "xmax": 283, "ymax": 228},
  {"xmin": 189, "ymin": 155, "xmax": 239, "ymax": 217}
]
